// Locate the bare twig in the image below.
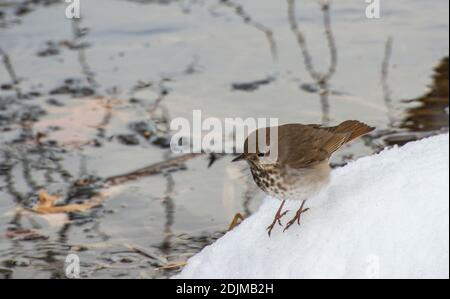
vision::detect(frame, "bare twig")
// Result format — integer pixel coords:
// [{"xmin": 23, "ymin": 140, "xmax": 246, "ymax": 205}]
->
[
  {"xmin": 220, "ymin": 0, "xmax": 278, "ymax": 61},
  {"xmin": 71, "ymin": 18, "xmax": 98, "ymax": 89},
  {"xmin": 287, "ymin": 0, "xmax": 337, "ymax": 83},
  {"xmin": 287, "ymin": 0, "xmax": 338, "ymax": 125}
]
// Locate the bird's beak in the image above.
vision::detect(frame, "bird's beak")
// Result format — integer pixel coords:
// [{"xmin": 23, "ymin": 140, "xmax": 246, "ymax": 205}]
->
[{"xmin": 232, "ymin": 154, "xmax": 246, "ymax": 162}]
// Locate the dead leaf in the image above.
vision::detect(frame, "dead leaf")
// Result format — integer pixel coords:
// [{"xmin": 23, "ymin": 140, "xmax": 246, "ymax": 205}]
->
[{"xmin": 30, "ymin": 190, "xmax": 102, "ymax": 214}]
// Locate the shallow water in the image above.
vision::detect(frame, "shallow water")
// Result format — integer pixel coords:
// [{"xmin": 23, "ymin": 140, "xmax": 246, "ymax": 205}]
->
[{"xmin": 0, "ymin": 0, "xmax": 448, "ymax": 278}]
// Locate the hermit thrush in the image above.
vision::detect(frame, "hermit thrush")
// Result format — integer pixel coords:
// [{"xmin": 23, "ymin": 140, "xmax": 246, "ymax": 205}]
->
[{"xmin": 232, "ymin": 120, "xmax": 375, "ymax": 236}]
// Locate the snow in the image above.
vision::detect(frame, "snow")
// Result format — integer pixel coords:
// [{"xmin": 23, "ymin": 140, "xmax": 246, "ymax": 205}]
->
[{"xmin": 176, "ymin": 134, "xmax": 450, "ymax": 279}]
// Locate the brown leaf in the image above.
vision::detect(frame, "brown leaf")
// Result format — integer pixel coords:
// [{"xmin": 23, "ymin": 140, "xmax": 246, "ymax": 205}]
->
[{"xmin": 31, "ymin": 190, "xmax": 102, "ymax": 214}]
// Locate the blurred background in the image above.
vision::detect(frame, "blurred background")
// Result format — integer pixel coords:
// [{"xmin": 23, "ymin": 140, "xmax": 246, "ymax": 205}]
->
[{"xmin": 0, "ymin": 0, "xmax": 448, "ymax": 278}]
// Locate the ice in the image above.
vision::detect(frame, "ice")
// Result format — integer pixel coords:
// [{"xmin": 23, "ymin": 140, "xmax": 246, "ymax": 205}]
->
[{"xmin": 176, "ymin": 134, "xmax": 449, "ymax": 279}]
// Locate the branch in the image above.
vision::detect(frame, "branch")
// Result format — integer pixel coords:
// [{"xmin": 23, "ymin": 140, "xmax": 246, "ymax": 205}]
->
[
  {"xmin": 221, "ymin": 0, "xmax": 278, "ymax": 61},
  {"xmin": 287, "ymin": 0, "xmax": 337, "ymax": 84}
]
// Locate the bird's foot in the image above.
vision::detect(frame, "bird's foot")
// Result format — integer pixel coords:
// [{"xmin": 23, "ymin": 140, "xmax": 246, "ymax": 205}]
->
[
  {"xmin": 283, "ymin": 200, "xmax": 309, "ymax": 232},
  {"xmin": 266, "ymin": 200, "xmax": 288, "ymax": 237}
]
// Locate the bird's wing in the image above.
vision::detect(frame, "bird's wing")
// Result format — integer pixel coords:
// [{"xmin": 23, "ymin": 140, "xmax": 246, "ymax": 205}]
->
[
  {"xmin": 277, "ymin": 124, "xmax": 349, "ymax": 169},
  {"xmin": 309, "ymin": 120, "xmax": 375, "ymax": 143}
]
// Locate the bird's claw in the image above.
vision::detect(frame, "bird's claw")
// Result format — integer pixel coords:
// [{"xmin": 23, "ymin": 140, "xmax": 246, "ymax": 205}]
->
[{"xmin": 283, "ymin": 204, "xmax": 309, "ymax": 232}]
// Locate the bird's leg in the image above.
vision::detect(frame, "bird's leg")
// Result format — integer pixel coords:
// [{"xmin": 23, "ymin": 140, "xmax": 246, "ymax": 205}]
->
[
  {"xmin": 266, "ymin": 200, "xmax": 289, "ymax": 237},
  {"xmin": 283, "ymin": 200, "xmax": 309, "ymax": 232}
]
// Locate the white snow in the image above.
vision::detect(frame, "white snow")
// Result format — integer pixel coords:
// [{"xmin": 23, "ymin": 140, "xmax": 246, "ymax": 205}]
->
[{"xmin": 177, "ymin": 134, "xmax": 450, "ymax": 279}]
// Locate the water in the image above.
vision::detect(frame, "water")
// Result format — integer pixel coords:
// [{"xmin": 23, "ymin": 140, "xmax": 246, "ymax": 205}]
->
[{"xmin": 0, "ymin": 0, "xmax": 448, "ymax": 278}]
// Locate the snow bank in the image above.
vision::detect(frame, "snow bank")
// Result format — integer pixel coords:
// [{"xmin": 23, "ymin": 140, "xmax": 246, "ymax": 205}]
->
[{"xmin": 177, "ymin": 134, "xmax": 449, "ymax": 279}]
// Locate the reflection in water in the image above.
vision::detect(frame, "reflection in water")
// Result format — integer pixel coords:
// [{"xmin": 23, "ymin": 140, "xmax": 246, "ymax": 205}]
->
[
  {"xmin": 131, "ymin": 74, "xmax": 178, "ymax": 255},
  {"xmin": 151, "ymin": 83, "xmax": 176, "ymax": 255},
  {"xmin": 0, "ymin": 118, "xmax": 111, "ymax": 278},
  {"xmin": 19, "ymin": 147, "xmax": 39, "ymax": 192},
  {"xmin": 401, "ymin": 57, "xmax": 449, "ymax": 132},
  {"xmin": 160, "ymin": 172, "xmax": 175, "ymax": 253},
  {"xmin": 381, "ymin": 36, "xmax": 395, "ymax": 126},
  {"xmin": 1, "ymin": 152, "xmax": 100, "ymax": 277},
  {"xmin": 0, "ymin": 47, "xmax": 22, "ymax": 99},
  {"xmin": 378, "ymin": 57, "xmax": 449, "ymax": 147},
  {"xmin": 70, "ymin": 18, "xmax": 98, "ymax": 90},
  {"xmin": 1, "ymin": 150, "xmax": 24, "ymax": 203},
  {"xmin": 287, "ymin": 0, "xmax": 337, "ymax": 125}
]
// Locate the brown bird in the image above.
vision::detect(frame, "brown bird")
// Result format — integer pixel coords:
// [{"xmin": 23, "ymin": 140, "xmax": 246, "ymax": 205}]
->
[{"xmin": 232, "ymin": 120, "xmax": 375, "ymax": 236}]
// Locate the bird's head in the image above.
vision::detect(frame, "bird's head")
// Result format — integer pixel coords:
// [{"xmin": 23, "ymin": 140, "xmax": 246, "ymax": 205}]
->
[{"xmin": 232, "ymin": 128, "xmax": 276, "ymax": 165}]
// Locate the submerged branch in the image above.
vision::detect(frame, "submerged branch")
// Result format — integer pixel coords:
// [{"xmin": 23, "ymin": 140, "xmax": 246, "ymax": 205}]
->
[{"xmin": 104, "ymin": 153, "xmax": 204, "ymax": 186}]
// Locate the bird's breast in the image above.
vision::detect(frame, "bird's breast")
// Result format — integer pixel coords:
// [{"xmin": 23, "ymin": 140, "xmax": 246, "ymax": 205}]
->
[{"xmin": 250, "ymin": 161, "xmax": 331, "ymax": 201}]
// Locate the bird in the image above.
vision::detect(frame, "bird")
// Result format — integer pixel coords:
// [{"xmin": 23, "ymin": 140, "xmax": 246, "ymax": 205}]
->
[{"xmin": 232, "ymin": 120, "xmax": 375, "ymax": 236}]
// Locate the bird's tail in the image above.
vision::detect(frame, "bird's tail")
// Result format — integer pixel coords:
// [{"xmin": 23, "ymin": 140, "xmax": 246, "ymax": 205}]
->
[{"xmin": 329, "ymin": 120, "xmax": 375, "ymax": 143}]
